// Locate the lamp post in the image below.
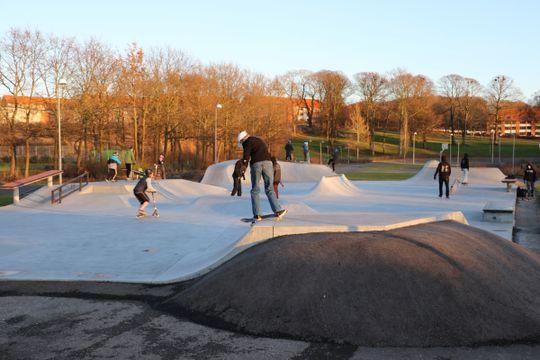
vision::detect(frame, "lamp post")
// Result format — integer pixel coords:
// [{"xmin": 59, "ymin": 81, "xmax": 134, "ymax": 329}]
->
[
  {"xmin": 57, "ymin": 79, "xmax": 67, "ymax": 184},
  {"xmin": 512, "ymin": 130, "xmax": 516, "ymax": 175},
  {"xmin": 319, "ymin": 141, "xmax": 324, "ymax": 164},
  {"xmin": 214, "ymin": 103, "xmax": 222, "ymax": 164},
  {"xmin": 450, "ymin": 132, "xmax": 454, "ymax": 166},
  {"xmin": 490, "ymin": 129, "xmax": 495, "ymax": 164},
  {"xmin": 498, "ymin": 133, "xmax": 502, "ymax": 164},
  {"xmin": 412, "ymin": 132, "xmax": 417, "ymax": 164}
]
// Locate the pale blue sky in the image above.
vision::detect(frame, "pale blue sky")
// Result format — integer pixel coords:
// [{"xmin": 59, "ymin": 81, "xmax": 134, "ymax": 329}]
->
[{"xmin": 1, "ymin": 0, "xmax": 538, "ymax": 98}]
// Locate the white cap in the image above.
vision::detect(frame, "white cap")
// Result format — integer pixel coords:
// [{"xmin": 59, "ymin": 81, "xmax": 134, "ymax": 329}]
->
[{"xmin": 237, "ymin": 130, "xmax": 249, "ymax": 144}]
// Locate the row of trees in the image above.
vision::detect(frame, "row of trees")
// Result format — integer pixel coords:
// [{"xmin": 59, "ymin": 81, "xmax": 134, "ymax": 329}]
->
[{"xmin": 1, "ymin": 28, "xmax": 537, "ymax": 177}]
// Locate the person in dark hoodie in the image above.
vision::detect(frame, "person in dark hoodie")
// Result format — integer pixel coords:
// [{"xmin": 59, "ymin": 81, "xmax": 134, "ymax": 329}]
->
[
  {"xmin": 271, "ymin": 156, "xmax": 284, "ymax": 198},
  {"xmin": 238, "ymin": 130, "xmax": 286, "ymax": 221},
  {"xmin": 460, "ymin": 153, "xmax": 470, "ymax": 185},
  {"xmin": 231, "ymin": 159, "xmax": 247, "ymax": 196},
  {"xmin": 434, "ymin": 155, "xmax": 452, "ymax": 198},
  {"xmin": 523, "ymin": 162, "xmax": 537, "ymax": 200}
]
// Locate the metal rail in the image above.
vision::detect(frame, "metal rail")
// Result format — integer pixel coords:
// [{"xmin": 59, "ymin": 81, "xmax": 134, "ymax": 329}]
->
[{"xmin": 51, "ymin": 172, "xmax": 89, "ymax": 204}]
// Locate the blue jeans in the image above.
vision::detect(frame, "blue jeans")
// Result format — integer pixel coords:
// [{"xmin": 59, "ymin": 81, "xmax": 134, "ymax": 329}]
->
[{"xmin": 250, "ymin": 160, "xmax": 281, "ymax": 217}]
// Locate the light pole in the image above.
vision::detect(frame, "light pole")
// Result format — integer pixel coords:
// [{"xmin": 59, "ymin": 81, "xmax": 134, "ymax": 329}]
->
[
  {"xmin": 512, "ymin": 130, "xmax": 516, "ymax": 175},
  {"xmin": 450, "ymin": 132, "xmax": 454, "ymax": 166},
  {"xmin": 214, "ymin": 103, "xmax": 222, "ymax": 164},
  {"xmin": 498, "ymin": 133, "xmax": 502, "ymax": 164},
  {"xmin": 57, "ymin": 79, "xmax": 67, "ymax": 184},
  {"xmin": 319, "ymin": 141, "xmax": 324, "ymax": 164},
  {"xmin": 490, "ymin": 129, "xmax": 495, "ymax": 164},
  {"xmin": 412, "ymin": 132, "xmax": 417, "ymax": 164}
]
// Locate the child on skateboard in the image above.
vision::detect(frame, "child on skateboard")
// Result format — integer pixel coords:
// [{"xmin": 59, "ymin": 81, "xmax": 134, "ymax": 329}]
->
[
  {"xmin": 133, "ymin": 169, "xmax": 158, "ymax": 218},
  {"xmin": 231, "ymin": 159, "xmax": 247, "ymax": 196}
]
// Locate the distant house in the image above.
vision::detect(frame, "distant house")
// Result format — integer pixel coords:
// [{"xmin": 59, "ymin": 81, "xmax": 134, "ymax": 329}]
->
[
  {"xmin": 0, "ymin": 95, "xmax": 55, "ymax": 125},
  {"xmin": 498, "ymin": 106, "xmax": 540, "ymax": 137}
]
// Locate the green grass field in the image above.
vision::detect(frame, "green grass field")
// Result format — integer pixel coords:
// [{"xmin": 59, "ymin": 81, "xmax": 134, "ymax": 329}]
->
[
  {"xmin": 344, "ymin": 162, "xmax": 423, "ymax": 181},
  {"xmin": 290, "ymin": 131, "xmax": 540, "ymax": 161}
]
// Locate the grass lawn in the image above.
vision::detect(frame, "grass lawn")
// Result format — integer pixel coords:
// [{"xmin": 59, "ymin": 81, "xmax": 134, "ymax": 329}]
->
[
  {"xmin": 291, "ymin": 130, "xmax": 540, "ymax": 161},
  {"xmin": 0, "ymin": 192, "xmax": 12, "ymax": 207},
  {"xmin": 344, "ymin": 162, "xmax": 423, "ymax": 181}
]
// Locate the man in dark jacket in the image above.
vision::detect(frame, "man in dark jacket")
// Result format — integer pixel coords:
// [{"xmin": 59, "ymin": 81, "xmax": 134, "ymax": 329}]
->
[
  {"xmin": 434, "ymin": 155, "xmax": 452, "ymax": 198},
  {"xmin": 524, "ymin": 162, "xmax": 537, "ymax": 199},
  {"xmin": 460, "ymin": 153, "xmax": 469, "ymax": 185},
  {"xmin": 231, "ymin": 159, "xmax": 247, "ymax": 196},
  {"xmin": 238, "ymin": 131, "xmax": 286, "ymax": 221},
  {"xmin": 285, "ymin": 140, "xmax": 294, "ymax": 161}
]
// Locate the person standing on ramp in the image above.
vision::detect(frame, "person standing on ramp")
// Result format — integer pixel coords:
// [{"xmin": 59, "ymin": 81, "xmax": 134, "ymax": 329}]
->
[
  {"xmin": 238, "ymin": 131, "xmax": 287, "ymax": 222},
  {"xmin": 434, "ymin": 155, "xmax": 452, "ymax": 198}
]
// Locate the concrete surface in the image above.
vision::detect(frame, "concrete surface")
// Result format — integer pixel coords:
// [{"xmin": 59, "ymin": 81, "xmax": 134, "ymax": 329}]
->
[{"xmin": 0, "ymin": 160, "xmax": 517, "ymax": 284}]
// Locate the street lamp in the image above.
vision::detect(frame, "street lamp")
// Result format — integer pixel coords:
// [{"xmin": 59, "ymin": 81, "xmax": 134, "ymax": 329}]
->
[
  {"xmin": 490, "ymin": 129, "xmax": 495, "ymax": 164},
  {"xmin": 450, "ymin": 132, "xmax": 454, "ymax": 166},
  {"xmin": 498, "ymin": 133, "xmax": 502, "ymax": 164},
  {"xmin": 57, "ymin": 79, "xmax": 67, "ymax": 184},
  {"xmin": 412, "ymin": 132, "xmax": 417, "ymax": 164},
  {"xmin": 512, "ymin": 130, "xmax": 516, "ymax": 175},
  {"xmin": 214, "ymin": 103, "xmax": 222, "ymax": 164}
]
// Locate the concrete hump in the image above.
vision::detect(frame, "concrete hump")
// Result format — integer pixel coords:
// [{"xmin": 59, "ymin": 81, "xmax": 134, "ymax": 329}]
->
[
  {"xmin": 201, "ymin": 160, "xmax": 334, "ymax": 188},
  {"xmin": 171, "ymin": 221, "xmax": 540, "ymax": 347},
  {"xmin": 308, "ymin": 174, "xmax": 361, "ymax": 197}
]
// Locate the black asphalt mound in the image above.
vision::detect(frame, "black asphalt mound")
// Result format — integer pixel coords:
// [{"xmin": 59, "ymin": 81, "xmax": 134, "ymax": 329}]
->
[{"xmin": 168, "ymin": 221, "xmax": 540, "ymax": 347}]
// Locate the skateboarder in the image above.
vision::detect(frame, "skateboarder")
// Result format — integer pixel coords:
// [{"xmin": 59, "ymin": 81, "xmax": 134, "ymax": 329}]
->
[
  {"xmin": 238, "ymin": 130, "xmax": 286, "ymax": 222},
  {"xmin": 271, "ymin": 156, "xmax": 283, "ymax": 198},
  {"xmin": 524, "ymin": 162, "xmax": 537, "ymax": 200},
  {"xmin": 231, "ymin": 159, "xmax": 247, "ymax": 196},
  {"xmin": 460, "ymin": 153, "xmax": 469, "ymax": 185},
  {"xmin": 285, "ymin": 140, "xmax": 294, "ymax": 161},
  {"xmin": 133, "ymin": 169, "xmax": 157, "ymax": 218},
  {"xmin": 106, "ymin": 152, "xmax": 122, "ymax": 182},
  {"xmin": 434, "ymin": 155, "xmax": 451, "ymax": 198}
]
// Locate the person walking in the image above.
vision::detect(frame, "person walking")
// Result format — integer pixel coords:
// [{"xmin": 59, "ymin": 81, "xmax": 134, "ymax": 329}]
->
[
  {"xmin": 523, "ymin": 162, "xmax": 537, "ymax": 200},
  {"xmin": 285, "ymin": 140, "xmax": 294, "ymax": 161},
  {"xmin": 124, "ymin": 146, "xmax": 135, "ymax": 180},
  {"xmin": 302, "ymin": 141, "xmax": 310, "ymax": 163},
  {"xmin": 460, "ymin": 153, "xmax": 469, "ymax": 185},
  {"xmin": 434, "ymin": 155, "xmax": 452, "ymax": 198},
  {"xmin": 238, "ymin": 131, "xmax": 286, "ymax": 221},
  {"xmin": 106, "ymin": 152, "xmax": 122, "ymax": 182},
  {"xmin": 271, "ymin": 156, "xmax": 283, "ymax": 198}
]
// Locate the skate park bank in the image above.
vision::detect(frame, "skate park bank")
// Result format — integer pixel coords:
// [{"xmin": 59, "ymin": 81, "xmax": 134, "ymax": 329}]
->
[{"xmin": 0, "ymin": 160, "xmax": 520, "ymax": 284}]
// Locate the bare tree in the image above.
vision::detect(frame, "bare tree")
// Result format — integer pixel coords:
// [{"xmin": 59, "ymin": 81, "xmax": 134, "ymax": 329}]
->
[
  {"xmin": 439, "ymin": 74, "xmax": 465, "ymax": 144},
  {"xmin": 388, "ymin": 69, "xmax": 433, "ymax": 157},
  {"xmin": 353, "ymin": 72, "xmax": 387, "ymax": 154},
  {"xmin": 456, "ymin": 77, "xmax": 483, "ymax": 143},
  {"xmin": 485, "ymin": 75, "xmax": 522, "ymax": 131}
]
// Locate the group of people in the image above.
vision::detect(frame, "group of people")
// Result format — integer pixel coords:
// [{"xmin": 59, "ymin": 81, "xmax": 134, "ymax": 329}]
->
[{"xmin": 105, "ymin": 147, "xmax": 166, "ymax": 182}]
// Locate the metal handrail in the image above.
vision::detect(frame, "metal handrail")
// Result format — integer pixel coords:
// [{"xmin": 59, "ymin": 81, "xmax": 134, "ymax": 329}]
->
[{"xmin": 51, "ymin": 172, "xmax": 89, "ymax": 204}]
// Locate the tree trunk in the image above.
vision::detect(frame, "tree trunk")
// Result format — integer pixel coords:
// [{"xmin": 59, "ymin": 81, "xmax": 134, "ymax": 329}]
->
[
  {"xmin": 9, "ymin": 144, "xmax": 17, "ymax": 178},
  {"xmin": 24, "ymin": 139, "xmax": 30, "ymax": 178}
]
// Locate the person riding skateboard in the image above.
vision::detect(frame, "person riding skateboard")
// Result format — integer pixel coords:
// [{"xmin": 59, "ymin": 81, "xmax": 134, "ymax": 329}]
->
[{"xmin": 238, "ymin": 130, "xmax": 286, "ymax": 222}]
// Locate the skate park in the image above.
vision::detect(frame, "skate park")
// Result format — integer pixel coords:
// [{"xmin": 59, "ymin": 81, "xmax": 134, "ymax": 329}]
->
[{"xmin": 0, "ymin": 159, "xmax": 539, "ymax": 347}]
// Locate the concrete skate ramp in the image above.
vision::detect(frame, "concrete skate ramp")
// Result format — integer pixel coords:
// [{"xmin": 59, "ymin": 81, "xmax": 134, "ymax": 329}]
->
[
  {"xmin": 308, "ymin": 174, "xmax": 361, "ymax": 197},
  {"xmin": 201, "ymin": 160, "xmax": 334, "ymax": 188},
  {"xmin": 172, "ymin": 221, "xmax": 540, "ymax": 347}
]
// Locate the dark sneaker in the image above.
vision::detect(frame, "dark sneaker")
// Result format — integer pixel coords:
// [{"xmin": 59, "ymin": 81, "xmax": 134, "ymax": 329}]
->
[{"xmin": 275, "ymin": 209, "xmax": 287, "ymax": 219}]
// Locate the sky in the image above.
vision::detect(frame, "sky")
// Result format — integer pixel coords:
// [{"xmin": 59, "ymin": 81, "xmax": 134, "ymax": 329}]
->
[{"xmin": 1, "ymin": 0, "xmax": 539, "ymax": 98}]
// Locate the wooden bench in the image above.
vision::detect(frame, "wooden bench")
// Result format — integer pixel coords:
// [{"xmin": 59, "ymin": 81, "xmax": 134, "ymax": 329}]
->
[
  {"xmin": 0, "ymin": 170, "xmax": 63, "ymax": 205},
  {"xmin": 482, "ymin": 201, "xmax": 514, "ymax": 223},
  {"xmin": 501, "ymin": 178, "xmax": 517, "ymax": 192}
]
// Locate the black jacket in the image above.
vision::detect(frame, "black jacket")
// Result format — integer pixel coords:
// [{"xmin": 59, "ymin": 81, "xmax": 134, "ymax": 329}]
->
[
  {"xmin": 242, "ymin": 136, "xmax": 272, "ymax": 165},
  {"xmin": 524, "ymin": 167, "xmax": 537, "ymax": 182},
  {"xmin": 233, "ymin": 159, "xmax": 247, "ymax": 179},
  {"xmin": 434, "ymin": 161, "xmax": 451, "ymax": 180},
  {"xmin": 285, "ymin": 142, "xmax": 294, "ymax": 154},
  {"xmin": 134, "ymin": 176, "xmax": 148, "ymax": 193},
  {"xmin": 460, "ymin": 157, "xmax": 469, "ymax": 170}
]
